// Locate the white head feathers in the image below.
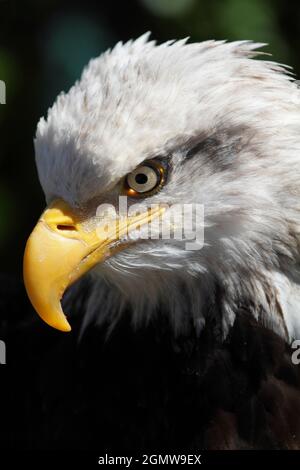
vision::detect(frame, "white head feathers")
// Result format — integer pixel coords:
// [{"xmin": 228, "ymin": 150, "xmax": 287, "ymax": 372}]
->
[{"xmin": 34, "ymin": 33, "xmax": 300, "ymax": 341}]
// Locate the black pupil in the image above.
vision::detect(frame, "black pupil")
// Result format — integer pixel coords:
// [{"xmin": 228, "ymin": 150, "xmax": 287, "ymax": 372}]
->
[{"xmin": 135, "ymin": 173, "xmax": 148, "ymax": 185}]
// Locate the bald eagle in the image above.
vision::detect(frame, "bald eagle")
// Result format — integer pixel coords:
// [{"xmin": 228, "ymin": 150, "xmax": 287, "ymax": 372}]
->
[{"xmin": 16, "ymin": 33, "xmax": 300, "ymax": 450}]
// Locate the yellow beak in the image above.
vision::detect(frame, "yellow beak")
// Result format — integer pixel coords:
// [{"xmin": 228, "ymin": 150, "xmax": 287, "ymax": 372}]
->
[{"xmin": 23, "ymin": 199, "xmax": 164, "ymax": 332}]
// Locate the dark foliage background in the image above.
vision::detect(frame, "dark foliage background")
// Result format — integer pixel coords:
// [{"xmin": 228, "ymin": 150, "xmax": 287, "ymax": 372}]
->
[{"xmin": 0, "ymin": 0, "xmax": 300, "ymax": 278}]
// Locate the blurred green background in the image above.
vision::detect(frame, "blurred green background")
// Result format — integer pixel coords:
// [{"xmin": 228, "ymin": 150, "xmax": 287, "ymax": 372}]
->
[{"xmin": 0, "ymin": 0, "xmax": 300, "ymax": 278}]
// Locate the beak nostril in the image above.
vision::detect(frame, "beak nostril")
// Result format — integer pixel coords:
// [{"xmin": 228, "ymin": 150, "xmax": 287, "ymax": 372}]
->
[{"xmin": 57, "ymin": 224, "xmax": 77, "ymax": 232}]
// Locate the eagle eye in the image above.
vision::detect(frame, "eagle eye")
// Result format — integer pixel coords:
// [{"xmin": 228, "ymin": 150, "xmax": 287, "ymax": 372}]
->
[{"xmin": 124, "ymin": 160, "xmax": 165, "ymax": 197}]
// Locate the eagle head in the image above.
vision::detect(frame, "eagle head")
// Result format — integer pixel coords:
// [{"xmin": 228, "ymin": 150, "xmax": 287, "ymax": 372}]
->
[{"xmin": 24, "ymin": 33, "xmax": 300, "ymax": 341}]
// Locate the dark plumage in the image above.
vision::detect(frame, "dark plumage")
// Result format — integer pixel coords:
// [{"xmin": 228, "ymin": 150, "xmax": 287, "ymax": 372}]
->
[{"xmin": 1, "ymin": 276, "xmax": 300, "ymax": 450}]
